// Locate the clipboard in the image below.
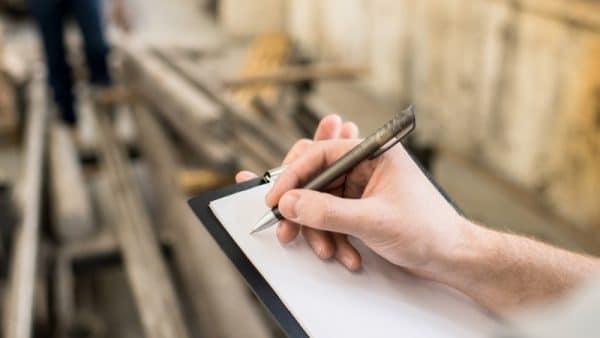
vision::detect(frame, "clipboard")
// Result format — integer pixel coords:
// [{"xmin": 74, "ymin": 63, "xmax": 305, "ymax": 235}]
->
[
  {"xmin": 187, "ymin": 160, "xmax": 463, "ymax": 338},
  {"xmin": 188, "ymin": 177, "xmax": 309, "ymax": 337}
]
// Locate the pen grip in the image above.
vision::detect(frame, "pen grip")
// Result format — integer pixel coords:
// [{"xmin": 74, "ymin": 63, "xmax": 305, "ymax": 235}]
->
[{"xmin": 302, "ymin": 140, "xmax": 380, "ymax": 191}]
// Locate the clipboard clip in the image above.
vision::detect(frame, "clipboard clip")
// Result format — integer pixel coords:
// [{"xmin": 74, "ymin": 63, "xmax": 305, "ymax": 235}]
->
[{"xmin": 263, "ymin": 166, "xmax": 286, "ymax": 183}]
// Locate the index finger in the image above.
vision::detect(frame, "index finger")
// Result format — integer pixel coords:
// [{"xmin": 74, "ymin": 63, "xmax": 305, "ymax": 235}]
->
[
  {"xmin": 281, "ymin": 115, "xmax": 342, "ymax": 165},
  {"xmin": 266, "ymin": 139, "xmax": 361, "ymax": 207}
]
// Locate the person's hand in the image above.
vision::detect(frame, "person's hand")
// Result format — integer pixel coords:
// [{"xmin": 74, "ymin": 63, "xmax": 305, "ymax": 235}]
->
[
  {"xmin": 235, "ymin": 115, "xmax": 360, "ymax": 270},
  {"xmin": 238, "ymin": 117, "xmax": 600, "ymax": 313},
  {"xmin": 265, "ymin": 137, "xmax": 473, "ymax": 281}
]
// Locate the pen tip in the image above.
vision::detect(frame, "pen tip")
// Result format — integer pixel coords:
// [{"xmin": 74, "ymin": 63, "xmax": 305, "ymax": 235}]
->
[{"xmin": 250, "ymin": 211, "xmax": 279, "ymax": 235}]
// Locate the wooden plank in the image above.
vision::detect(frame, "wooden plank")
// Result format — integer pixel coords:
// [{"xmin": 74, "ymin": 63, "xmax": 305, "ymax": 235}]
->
[
  {"xmin": 156, "ymin": 49, "xmax": 298, "ymax": 159},
  {"xmin": 3, "ymin": 73, "xmax": 47, "ymax": 338},
  {"xmin": 122, "ymin": 45, "xmax": 222, "ymax": 123},
  {"xmin": 132, "ymin": 104, "xmax": 272, "ymax": 338},
  {"xmin": 177, "ymin": 168, "xmax": 231, "ymax": 194},
  {"xmin": 49, "ymin": 122, "xmax": 95, "ymax": 242},
  {"xmin": 93, "ymin": 102, "xmax": 190, "ymax": 338},
  {"xmin": 223, "ymin": 63, "xmax": 366, "ymax": 88}
]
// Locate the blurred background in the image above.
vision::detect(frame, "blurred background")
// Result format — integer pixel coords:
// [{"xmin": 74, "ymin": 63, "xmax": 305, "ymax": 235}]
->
[{"xmin": 0, "ymin": 0, "xmax": 598, "ymax": 337}]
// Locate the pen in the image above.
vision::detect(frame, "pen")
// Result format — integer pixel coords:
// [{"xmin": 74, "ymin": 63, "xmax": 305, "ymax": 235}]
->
[{"xmin": 250, "ymin": 105, "xmax": 416, "ymax": 234}]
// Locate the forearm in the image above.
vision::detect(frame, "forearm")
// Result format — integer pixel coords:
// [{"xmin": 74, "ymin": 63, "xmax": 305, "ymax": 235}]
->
[{"xmin": 431, "ymin": 220, "xmax": 600, "ymax": 313}]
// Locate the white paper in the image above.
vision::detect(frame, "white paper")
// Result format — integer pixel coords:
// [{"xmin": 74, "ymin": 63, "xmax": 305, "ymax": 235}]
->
[{"xmin": 210, "ymin": 184, "xmax": 496, "ymax": 338}]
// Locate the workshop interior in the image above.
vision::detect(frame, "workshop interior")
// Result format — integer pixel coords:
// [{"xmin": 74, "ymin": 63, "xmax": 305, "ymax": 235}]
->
[{"xmin": 0, "ymin": 0, "xmax": 598, "ymax": 337}]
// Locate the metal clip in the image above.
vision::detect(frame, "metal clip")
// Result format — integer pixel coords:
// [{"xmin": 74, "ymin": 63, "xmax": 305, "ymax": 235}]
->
[
  {"xmin": 263, "ymin": 166, "xmax": 286, "ymax": 183},
  {"xmin": 370, "ymin": 106, "xmax": 415, "ymax": 159},
  {"xmin": 370, "ymin": 126, "xmax": 413, "ymax": 159}
]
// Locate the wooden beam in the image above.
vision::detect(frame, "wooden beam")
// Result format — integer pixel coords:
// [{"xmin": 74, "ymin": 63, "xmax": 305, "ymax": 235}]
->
[
  {"xmin": 177, "ymin": 168, "xmax": 231, "ymax": 194},
  {"xmin": 120, "ymin": 44, "xmax": 235, "ymax": 170},
  {"xmin": 223, "ymin": 64, "xmax": 367, "ymax": 88},
  {"xmin": 93, "ymin": 102, "xmax": 190, "ymax": 338},
  {"xmin": 132, "ymin": 104, "xmax": 272, "ymax": 338},
  {"xmin": 155, "ymin": 49, "xmax": 298, "ymax": 160},
  {"xmin": 3, "ymin": 74, "xmax": 47, "ymax": 338}
]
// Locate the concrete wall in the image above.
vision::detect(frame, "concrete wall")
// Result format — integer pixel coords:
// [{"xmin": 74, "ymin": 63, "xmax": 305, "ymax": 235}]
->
[{"xmin": 220, "ymin": 0, "xmax": 600, "ymax": 231}]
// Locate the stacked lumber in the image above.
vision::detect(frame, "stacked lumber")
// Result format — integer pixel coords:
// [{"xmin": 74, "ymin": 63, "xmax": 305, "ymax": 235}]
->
[
  {"xmin": 115, "ymin": 35, "xmax": 286, "ymax": 337},
  {"xmin": 122, "ymin": 37, "xmax": 305, "ymax": 173},
  {"xmin": 132, "ymin": 105, "xmax": 271, "ymax": 337}
]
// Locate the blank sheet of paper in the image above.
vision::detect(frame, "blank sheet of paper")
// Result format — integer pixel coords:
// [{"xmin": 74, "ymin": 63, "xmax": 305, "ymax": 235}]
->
[{"xmin": 209, "ymin": 183, "xmax": 496, "ymax": 338}]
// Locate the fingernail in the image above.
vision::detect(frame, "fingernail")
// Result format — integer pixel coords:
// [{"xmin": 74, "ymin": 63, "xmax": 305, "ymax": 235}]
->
[
  {"xmin": 280, "ymin": 192, "xmax": 300, "ymax": 220},
  {"xmin": 316, "ymin": 245, "xmax": 326, "ymax": 258},
  {"xmin": 344, "ymin": 255, "xmax": 358, "ymax": 271},
  {"xmin": 265, "ymin": 191, "xmax": 274, "ymax": 206}
]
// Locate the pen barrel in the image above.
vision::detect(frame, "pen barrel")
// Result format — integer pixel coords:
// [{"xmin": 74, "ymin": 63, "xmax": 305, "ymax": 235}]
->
[{"xmin": 303, "ymin": 106, "xmax": 415, "ymax": 191}]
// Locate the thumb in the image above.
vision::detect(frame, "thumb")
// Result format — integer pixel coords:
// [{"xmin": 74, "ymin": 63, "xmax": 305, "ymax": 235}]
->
[{"xmin": 278, "ymin": 189, "xmax": 373, "ymax": 236}]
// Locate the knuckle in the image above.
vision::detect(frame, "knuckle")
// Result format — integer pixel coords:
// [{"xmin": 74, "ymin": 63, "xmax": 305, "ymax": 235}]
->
[
  {"xmin": 293, "ymin": 138, "xmax": 312, "ymax": 151},
  {"xmin": 318, "ymin": 197, "xmax": 336, "ymax": 227},
  {"xmin": 284, "ymin": 139, "xmax": 313, "ymax": 164}
]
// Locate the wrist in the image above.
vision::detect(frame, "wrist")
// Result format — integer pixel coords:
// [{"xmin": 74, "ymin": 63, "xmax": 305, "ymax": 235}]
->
[{"xmin": 426, "ymin": 217, "xmax": 501, "ymax": 291}]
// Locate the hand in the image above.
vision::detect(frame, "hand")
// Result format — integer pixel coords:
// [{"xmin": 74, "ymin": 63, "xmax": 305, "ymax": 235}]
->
[
  {"xmin": 237, "ymin": 117, "xmax": 600, "ymax": 312},
  {"xmin": 265, "ymin": 138, "xmax": 472, "ymax": 281},
  {"xmin": 236, "ymin": 115, "xmax": 361, "ymax": 271}
]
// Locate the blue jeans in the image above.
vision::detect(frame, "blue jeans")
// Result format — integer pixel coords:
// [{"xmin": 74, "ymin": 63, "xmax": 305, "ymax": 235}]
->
[{"xmin": 28, "ymin": 0, "xmax": 111, "ymax": 125}]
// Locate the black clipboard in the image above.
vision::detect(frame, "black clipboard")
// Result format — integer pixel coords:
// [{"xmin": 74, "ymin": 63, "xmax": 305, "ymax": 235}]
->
[
  {"xmin": 188, "ymin": 177, "xmax": 309, "ymax": 338},
  {"xmin": 187, "ymin": 160, "xmax": 460, "ymax": 338}
]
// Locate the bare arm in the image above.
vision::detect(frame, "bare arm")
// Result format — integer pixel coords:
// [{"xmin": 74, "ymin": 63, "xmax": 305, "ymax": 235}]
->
[{"xmin": 434, "ymin": 222, "xmax": 600, "ymax": 313}]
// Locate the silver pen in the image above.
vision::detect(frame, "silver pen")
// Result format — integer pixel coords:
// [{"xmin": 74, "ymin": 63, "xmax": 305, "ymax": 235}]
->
[{"xmin": 250, "ymin": 105, "xmax": 416, "ymax": 234}]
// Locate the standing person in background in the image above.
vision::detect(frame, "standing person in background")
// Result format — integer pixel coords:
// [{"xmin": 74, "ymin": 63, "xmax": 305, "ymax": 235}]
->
[{"xmin": 27, "ymin": 0, "xmax": 128, "ymax": 129}]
